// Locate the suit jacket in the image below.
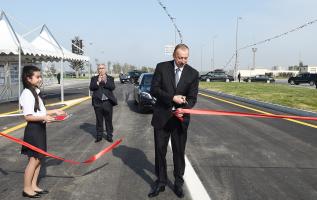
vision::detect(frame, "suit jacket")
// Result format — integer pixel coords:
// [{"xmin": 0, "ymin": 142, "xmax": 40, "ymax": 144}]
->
[
  {"xmin": 90, "ymin": 75, "xmax": 118, "ymax": 106},
  {"xmin": 150, "ymin": 60, "xmax": 199, "ymax": 129}
]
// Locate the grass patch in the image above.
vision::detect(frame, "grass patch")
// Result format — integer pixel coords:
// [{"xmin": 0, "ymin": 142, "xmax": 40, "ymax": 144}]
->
[{"xmin": 199, "ymin": 82, "xmax": 317, "ymax": 113}]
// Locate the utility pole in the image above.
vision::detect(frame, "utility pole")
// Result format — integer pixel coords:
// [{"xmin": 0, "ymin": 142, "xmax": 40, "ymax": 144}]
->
[
  {"xmin": 211, "ymin": 35, "xmax": 217, "ymax": 70},
  {"xmin": 234, "ymin": 17, "xmax": 242, "ymax": 81},
  {"xmin": 201, "ymin": 45, "xmax": 203, "ymax": 73},
  {"xmin": 172, "ymin": 17, "xmax": 177, "ymax": 45},
  {"xmin": 252, "ymin": 47, "xmax": 257, "ymax": 69}
]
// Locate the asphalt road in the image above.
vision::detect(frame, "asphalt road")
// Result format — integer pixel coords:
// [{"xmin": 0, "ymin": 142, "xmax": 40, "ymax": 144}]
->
[{"xmin": 1, "ymin": 82, "xmax": 317, "ymax": 200}]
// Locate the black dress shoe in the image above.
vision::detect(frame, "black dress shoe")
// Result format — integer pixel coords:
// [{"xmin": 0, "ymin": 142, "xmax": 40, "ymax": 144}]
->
[
  {"xmin": 22, "ymin": 191, "xmax": 41, "ymax": 198},
  {"xmin": 35, "ymin": 189, "xmax": 49, "ymax": 194},
  {"xmin": 106, "ymin": 136, "xmax": 113, "ymax": 143},
  {"xmin": 174, "ymin": 185, "xmax": 184, "ymax": 198},
  {"xmin": 95, "ymin": 138, "xmax": 102, "ymax": 143},
  {"xmin": 148, "ymin": 184, "xmax": 165, "ymax": 198}
]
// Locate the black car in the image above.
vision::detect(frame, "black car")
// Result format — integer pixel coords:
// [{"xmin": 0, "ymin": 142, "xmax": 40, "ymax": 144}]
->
[
  {"xmin": 128, "ymin": 70, "xmax": 144, "ymax": 84},
  {"xmin": 288, "ymin": 73, "xmax": 317, "ymax": 86},
  {"xmin": 134, "ymin": 73, "xmax": 156, "ymax": 112},
  {"xmin": 119, "ymin": 73, "xmax": 129, "ymax": 83},
  {"xmin": 243, "ymin": 75, "xmax": 275, "ymax": 83},
  {"xmin": 200, "ymin": 71, "xmax": 234, "ymax": 82}
]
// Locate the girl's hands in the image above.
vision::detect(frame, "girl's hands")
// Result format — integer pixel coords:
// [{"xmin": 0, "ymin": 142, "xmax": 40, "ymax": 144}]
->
[
  {"xmin": 55, "ymin": 109, "xmax": 66, "ymax": 116},
  {"xmin": 44, "ymin": 115, "xmax": 55, "ymax": 123}
]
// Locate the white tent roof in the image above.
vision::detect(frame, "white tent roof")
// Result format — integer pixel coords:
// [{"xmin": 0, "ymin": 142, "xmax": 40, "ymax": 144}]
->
[
  {"xmin": 0, "ymin": 11, "xmax": 44, "ymax": 56},
  {"xmin": 31, "ymin": 25, "xmax": 63, "ymax": 59},
  {"xmin": 61, "ymin": 46, "xmax": 89, "ymax": 61},
  {"xmin": 0, "ymin": 12, "xmax": 19, "ymax": 54},
  {"xmin": 31, "ymin": 25, "xmax": 89, "ymax": 62},
  {"xmin": 17, "ymin": 34, "xmax": 45, "ymax": 56},
  {"xmin": 0, "ymin": 11, "xmax": 89, "ymax": 62}
]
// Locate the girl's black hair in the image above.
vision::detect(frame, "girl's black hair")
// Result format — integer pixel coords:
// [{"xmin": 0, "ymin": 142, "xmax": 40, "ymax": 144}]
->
[{"xmin": 22, "ymin": 65, "xmax": 41, "ymax": 112}]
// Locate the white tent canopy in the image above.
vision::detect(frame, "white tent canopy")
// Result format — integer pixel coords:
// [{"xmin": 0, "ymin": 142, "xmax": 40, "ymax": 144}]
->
[
  {"xmin": 31, "ymin": 25, "xmax": 63, "ymax": 59},
  {"xmin": 0, "ymin": 12, "xmax": 19, "ymax": 55},
  {"xmin": 0, "ymin": 10, "xmax": 91, "ymax": 105},
  {"xmin": 0, "ymin": 11, "xmax": 44, "ymax": 57},
  {"xmin": 0, "ymin": 11, "xmax": 89, "ymax": 62},
  {"xmin": 31, "ymin": 25, "xmax": 89, "ymax": 62}
]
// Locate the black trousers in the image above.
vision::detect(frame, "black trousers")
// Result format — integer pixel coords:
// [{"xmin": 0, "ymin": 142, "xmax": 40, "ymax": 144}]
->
[
  {"xmin": 93, "ymin": 100, "xmax": 113, "ymax": 139},
  {"xmin": 154, "ymin": 117, "xmax": 187, "ymax": 186}
]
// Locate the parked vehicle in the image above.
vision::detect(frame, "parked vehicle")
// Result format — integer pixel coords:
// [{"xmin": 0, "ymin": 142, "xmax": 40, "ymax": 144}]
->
[
  {"xmin": 199, "ymin": 70, "xmax": 234, "ymax": 82},
  {"xmin": 243, "ymin": 75, "xmax": 275, "ymax": 83},
  {"xmin": 288, "ymin": 73, "xmax": 317, "ymax": 86},
  {"xmin": 133, "ymin": 73, "xmax": 156, "ymax": 112},
  {"xmin": 119, "ymin": 73, "xmax": 129, "ymax": 83},
  {"xmin": 128, "ymin": 70, "xmax": 144, "ymax": 84}
]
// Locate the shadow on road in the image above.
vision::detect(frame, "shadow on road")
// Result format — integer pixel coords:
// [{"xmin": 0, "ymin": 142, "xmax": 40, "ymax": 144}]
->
[
  {"xmin": 79, "ymin": 122, "xmax": 96, "ymax": 139},
  {"xmin": 112, "ymin": 145, "xmax": 155, "ymax": 186},
  {"xmin": 39, "ymin": 157, "xmax": 64, "ymax": 180},
  {"xmin": 0, "ymin": 167, "xmax": 8, "ymax": 175},
  {"xmin": 81, "ymin": 162, "xmax": 109, "ymax": 177}
]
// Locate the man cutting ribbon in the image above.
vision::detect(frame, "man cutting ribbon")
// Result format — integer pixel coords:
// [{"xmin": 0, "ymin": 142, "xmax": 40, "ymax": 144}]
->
[{"xmin": 148, "ymin": 44, "xmax": 199, "ymax": 198}]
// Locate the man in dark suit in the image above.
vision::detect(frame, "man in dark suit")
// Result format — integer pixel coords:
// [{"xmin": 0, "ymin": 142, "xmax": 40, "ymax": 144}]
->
[
  {"xmin": 90, "ymin": 64, "xmax": 117, "ymax": 143},
  {"xmin": 148, "ymin": 44, "xmax": 199, "ymax": 198}
]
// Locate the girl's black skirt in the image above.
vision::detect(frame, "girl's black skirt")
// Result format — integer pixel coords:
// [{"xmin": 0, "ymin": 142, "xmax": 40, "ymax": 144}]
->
[{"xmin": 21, "ymin": 122, "xmax": 47, "ymax": 159}]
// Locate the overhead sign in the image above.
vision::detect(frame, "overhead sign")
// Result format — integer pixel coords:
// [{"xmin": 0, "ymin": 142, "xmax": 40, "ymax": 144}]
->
[{"xmin": 164, "ymin": 45, "xmax": 175, "ymax": 56}]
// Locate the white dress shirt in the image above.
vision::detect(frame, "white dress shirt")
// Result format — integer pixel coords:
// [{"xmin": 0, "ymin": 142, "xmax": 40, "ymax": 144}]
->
[{"xmin": 20, "ymin": 88, "xmax": 46, "ymax": 116}]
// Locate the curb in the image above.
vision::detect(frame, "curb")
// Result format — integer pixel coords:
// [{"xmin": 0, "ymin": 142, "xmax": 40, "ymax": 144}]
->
[{"xmin": 199, "ymin": 88, "xmax": 317, "ymax": 117}]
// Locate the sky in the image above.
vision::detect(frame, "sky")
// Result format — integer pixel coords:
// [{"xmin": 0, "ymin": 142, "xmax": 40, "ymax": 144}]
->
[{"xmin": 1, "ymin": 0, "xmax": 317, "ymax": 72}]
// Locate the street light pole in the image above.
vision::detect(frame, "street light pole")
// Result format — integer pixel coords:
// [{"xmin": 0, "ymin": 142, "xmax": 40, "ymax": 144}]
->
[
  {"xmin": 234, "ymin": 17, "xmax": 242, "ymax": 81},
  {"xmin": 201, "ymin": 45, "xmax": 203, "ymax": 73},
  {"xmin": 171, "ymin": 17, "xmax": 177, "ymax": 46},
  {"xmin": 211, "ymin": 35, "xmax": 217, "ymax": 70},
  {"xmin": 87, "ymin": 42, "xmax": 93, "ymax": 97},
  {"xmin": 252, "ymin": 47, "xmax": 257, "ymax": 69}
]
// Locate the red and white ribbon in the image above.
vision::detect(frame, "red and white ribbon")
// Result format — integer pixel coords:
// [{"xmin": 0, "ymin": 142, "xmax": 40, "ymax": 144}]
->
[
  {"xmin": 0, "ymin": 132, "xmax": 122, "ymax": 165},
  {"xmin": 176, "ymin": 108, "xmax": 317, "ymax": 121}
]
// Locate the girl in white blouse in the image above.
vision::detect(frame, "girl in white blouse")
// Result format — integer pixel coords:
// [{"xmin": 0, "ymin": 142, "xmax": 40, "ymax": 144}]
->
[{"xmin": 20, "ymin": 65, "xmax": 65, "ymax": 198}]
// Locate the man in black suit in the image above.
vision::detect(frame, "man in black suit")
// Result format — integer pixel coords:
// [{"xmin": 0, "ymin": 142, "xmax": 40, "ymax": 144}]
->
[
  {"xmin": 90, "ymin": 64, "xmax": 117, "ymax": 143},
  {"xmin": 148, "ymin": 44, "xmax": 199, "ymax": 198}
]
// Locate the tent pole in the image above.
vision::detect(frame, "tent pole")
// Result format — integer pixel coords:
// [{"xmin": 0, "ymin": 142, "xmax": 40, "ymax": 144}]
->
[
  {"xmin": 88, "ymin": 61, "xmax": 91, "ymax": 97},
  {"xmin": 18, "ymin": 46, "xmax": 22, "ymax": 111},
  {"xmin": 60, "ymin": 58, "xmax": 64, "ymax": 103}
]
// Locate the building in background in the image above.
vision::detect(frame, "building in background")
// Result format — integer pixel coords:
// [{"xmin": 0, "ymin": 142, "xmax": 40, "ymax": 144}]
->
[{"xmin": 299, "ymin": 65, "xmax": 317, "ymax": 74}]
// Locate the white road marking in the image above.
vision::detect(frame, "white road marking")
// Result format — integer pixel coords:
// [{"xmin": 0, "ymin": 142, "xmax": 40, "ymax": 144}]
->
[{"xmin": 168, "ymin": 140, "xmax": 211, "ymax": 200}]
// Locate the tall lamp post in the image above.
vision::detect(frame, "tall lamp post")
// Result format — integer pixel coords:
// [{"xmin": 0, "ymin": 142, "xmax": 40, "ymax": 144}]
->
[
  {"xmin": 234, "ymin": 17, "xmax": 242, "ymax": 81},
  {"xmin": 200, "ymin": 45, "xmax": 204, "ymax": 74},
  {"xmin": 88, "ymin": 42, "xmax": 93, "ymax": 97},
  {"xmin": 73, "ymin": 40, "xmax": 92, "ymax": 97},
  {"xmin": 171, "ymin": 17, "xmax": 177, "ymax": 45},
  {"xmin": 252, "ymin": 47, "xmax": 257, "ymax": 69},
  {"xmin": 211, "ymin": 35, "xmax": 217, "ymax": 70}
]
